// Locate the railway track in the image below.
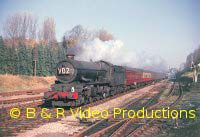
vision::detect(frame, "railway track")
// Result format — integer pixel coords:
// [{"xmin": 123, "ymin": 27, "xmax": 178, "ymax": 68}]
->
[
  {"xmin": 0, "ymin": 89, "xmax": 47, "ymax": 136},
  {"xmin": 0, "ymin": 96, "xmax": 43, "ymax": 105},
  {"xmin": 74, "ymin": 84, "xmax": 167, "ymax": 137},
  {"xmin": 0, "ymin": 88, "xmax": 48, "ymax": 110},
  {"xmin": 0, "ymin": 88, "xmax": 48, "ymax": 97},
  {"xmin": 113, "ymin": 82, "xmax": 182, "ymax": 137},
  {"xmin": 75, "ymin": 82, "xmax": 182, "ymax": 137},
  {"xmin": 0, "ymin": 82, "xmax": 166, "ymax": 136},
  {"xmin": 126, "ymin": 82, "xmax": 183, "ymax": 137}
]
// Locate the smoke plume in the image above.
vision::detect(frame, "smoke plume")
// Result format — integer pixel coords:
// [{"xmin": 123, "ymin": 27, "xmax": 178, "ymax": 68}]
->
[{"xmin": 64, "ymin": 25, "xmax": 167, "ymax": 72}]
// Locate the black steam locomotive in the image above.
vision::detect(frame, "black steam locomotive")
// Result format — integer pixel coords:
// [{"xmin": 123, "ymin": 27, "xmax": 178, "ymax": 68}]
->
[{"xmin": 44, "ymin": 54, "xmax": 165, "ymax": 107}]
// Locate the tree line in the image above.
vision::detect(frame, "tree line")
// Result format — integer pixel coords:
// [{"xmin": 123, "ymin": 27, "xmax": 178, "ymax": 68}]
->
[
  {"xmin": 3, "ymin": 12, "xmax": 56, "ymax": 46},
  {"xmin": 0, "ymin": 12, "xmax": 116, "ymax": 76},
  {"xmin": 184, "ymin": 46, "xmax": 200, "ymax": 71},
  {"xmin": 0, "ymin": 12, "xmax": 67, "ymax": 76},
  {"xmin": 0, "ymin": 36, "xmax": 66, "ymax": 76}
]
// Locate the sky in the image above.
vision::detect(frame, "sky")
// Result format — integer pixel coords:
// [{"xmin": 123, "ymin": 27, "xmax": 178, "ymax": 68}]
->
[{"xmin": 0, "ymin": 0, "xmax": 199, "ymax": 67}]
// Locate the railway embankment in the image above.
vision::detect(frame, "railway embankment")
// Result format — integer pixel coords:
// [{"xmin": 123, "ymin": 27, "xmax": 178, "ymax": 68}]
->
[{"xmin": 0, "ymin": 74, "xmax": 55, "ymax": 92}]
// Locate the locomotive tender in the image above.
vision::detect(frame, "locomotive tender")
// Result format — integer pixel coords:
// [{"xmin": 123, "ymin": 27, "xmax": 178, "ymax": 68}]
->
[{"xmin": 44, "ymin": 54, "xmax": 165, "ymax": 107}]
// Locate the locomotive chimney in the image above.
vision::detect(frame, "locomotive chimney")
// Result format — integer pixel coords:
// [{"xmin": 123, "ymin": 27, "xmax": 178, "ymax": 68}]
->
[{"xmin": 66, "ymin": 54, "xmax": 75, "ymax": 60}]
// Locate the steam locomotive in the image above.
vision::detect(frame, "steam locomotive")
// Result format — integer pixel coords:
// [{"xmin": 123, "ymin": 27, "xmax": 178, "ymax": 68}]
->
[{"xmin": 44, "ymin": 54, "xmax": 165, "ymax": 107}]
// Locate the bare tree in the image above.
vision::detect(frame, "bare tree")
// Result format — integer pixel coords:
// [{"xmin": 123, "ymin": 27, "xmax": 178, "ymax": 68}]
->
[
  {"xmin": 28, "ymin": 15, "xmax": 37, "ymax": 40},
  {"xmin": 185, "ymin": 53, "xmax": 193, "ymax": 69},
  {"xmin": 65, "ymin": 25, "xmax": 114, "ymax": 47},
  {"xmin": 98, "ymin": 29, "xmax": 114, "ymax": 41},
  {"xmin": 185, "ymin": 45, "xmax": 200, "ymax": 71},
  {"xmin": 39, "ymin": 17, "xmax": 56, "ymax": 44},
  {"xmin": 64, "ymin": 25, "xmax": 85, "ymax": 47},
  {"xmin": 3, "ymin": 12, "xmax": 37, "ymax": 45},
  {"xmin": 193, "ymin": 46, "xmax": 200, "ymax": 64}
]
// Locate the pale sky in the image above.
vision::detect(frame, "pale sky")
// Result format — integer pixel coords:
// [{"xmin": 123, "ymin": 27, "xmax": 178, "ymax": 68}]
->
[{"xmin": 0, "ymin": 0, "xmax": 199, "ymax": 67}]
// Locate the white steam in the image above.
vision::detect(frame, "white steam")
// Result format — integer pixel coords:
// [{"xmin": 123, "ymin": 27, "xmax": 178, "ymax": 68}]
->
[
  {"xmin": 76, "ymin": 38, "xmax": 134, "ymax": 64},
  {"xmin": 64, "ymin": 25, "xmax": 167, "ymax": 72}
]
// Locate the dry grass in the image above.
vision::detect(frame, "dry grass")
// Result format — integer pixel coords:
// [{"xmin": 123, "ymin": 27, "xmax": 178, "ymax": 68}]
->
[{"xmin": 0, "ymin": 74, "xmax": 56, "ymax": 92}]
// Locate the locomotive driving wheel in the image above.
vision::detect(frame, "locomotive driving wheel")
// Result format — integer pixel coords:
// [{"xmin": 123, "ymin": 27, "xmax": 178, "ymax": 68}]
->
[{"xmin": 84, "ymin": 96, "xmax": 92, "ymax": 104}]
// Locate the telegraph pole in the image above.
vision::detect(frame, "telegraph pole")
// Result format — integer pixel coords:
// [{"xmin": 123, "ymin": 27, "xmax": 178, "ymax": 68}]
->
[
  {"xmin": 33, "ymin": 60, "xmax": 37, "ymax": 76},
  {"xmin": 33, "ymin": 46, "xmax": 38, "ymax": 76}
]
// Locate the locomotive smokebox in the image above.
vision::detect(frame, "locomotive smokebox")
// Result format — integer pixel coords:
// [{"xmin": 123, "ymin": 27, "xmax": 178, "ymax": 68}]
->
[{"xmin": 66, "ymin": 54, "xmax": 75, "ymax": 60}]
